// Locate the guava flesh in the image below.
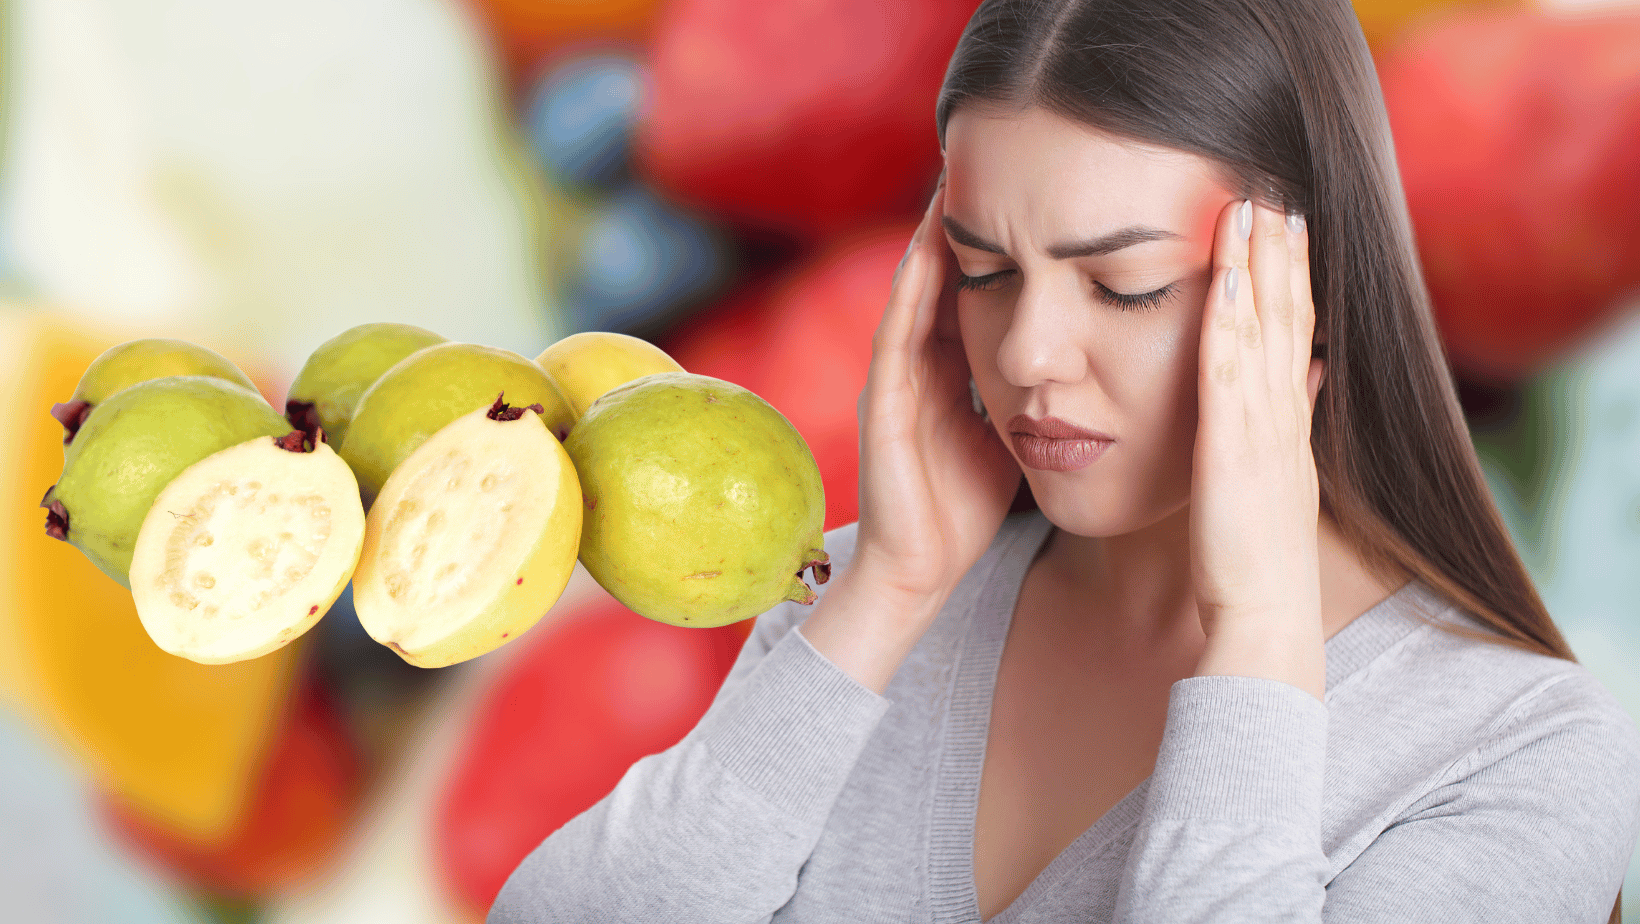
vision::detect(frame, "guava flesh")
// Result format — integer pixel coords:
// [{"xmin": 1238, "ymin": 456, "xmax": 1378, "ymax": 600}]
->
[
  {"xmin": 352, "ymin": 396, "xmax": 581, "ymax": 667},
  {"xmin": 128, "ymin": 431, "xmax": 365, "ymax": 664}
]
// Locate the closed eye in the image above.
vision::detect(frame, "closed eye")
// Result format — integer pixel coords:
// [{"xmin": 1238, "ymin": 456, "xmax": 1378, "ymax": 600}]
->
[
  {"xmin": 956, "ymin": 270, "xmax": 1178, "ymax": 312},
  {"xmin": 1095, "ymin": 281, "xmax": 1177, "ymax": 312},
  {"xmin": 955, "ymin": 270, "xmax": 1014, "ymax": 292}
]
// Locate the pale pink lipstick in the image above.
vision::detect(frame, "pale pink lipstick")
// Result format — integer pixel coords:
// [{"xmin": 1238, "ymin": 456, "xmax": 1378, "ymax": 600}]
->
[{"xmin": 1006, "ymin": 415, "xmax": 1114, "ymax": 472}]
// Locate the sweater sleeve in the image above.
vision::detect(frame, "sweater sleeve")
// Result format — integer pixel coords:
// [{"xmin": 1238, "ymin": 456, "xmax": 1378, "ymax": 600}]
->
[
  {"xmin": 1113, "ymin": 673, "xmax": 1640, "ymax": 924},
  {"xmin": 486, "ymin": 595, "xmax": 891, "ymax": 924},
  {"xmin": 1113, "ymin": 675, "xmax": 1332, "ymax": 923}
]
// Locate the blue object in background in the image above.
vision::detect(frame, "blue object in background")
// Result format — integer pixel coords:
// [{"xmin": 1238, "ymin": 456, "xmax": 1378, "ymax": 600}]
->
[
  {"xmin": 526, "ymin": 53, "xmax": 644, "ymax": 190},
  {"xmin": 565, "ymin": 183, "xmax": 733, "ymax": 336},
  {"xmin": 1475, "ymin": 307, "xmax": 1640, "ymax": 918}
]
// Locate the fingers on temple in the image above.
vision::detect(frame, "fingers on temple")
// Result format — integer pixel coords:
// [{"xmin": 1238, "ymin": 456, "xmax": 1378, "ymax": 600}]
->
[
  {"xmin": 1201, "ymin": 198, "xmax": 1252, "ymax": 422},
  {"xmin": 1249, "ymin": 202, "xmax": 1297, "ymax": 404},
  {"xmin": 1287, "ymin": 212, "xmax": 1316, "ymax": 392}
]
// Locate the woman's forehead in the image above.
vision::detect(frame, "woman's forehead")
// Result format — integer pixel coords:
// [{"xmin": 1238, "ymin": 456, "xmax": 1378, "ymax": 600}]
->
[{"xmin": 943, "ymin": 106, "xmax": 1231, "ymax": 251}]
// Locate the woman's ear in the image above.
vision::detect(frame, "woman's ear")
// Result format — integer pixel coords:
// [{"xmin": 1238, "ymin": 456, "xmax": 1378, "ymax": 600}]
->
[{"xmin": 1306, "ymin": 357, "xmax": 1326, "ymax": 414}]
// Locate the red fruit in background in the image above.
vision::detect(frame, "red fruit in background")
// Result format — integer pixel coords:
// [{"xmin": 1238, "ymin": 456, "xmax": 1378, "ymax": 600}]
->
[
  {"xmin": 436, "ymin": 595, "xmax": 750, "ymax": 916},
  {"xmin": 665, "ymin": 227, "xmax": 915, "ymax": 531},
  {"xmin": 97, "ymin": 675, "xmax": 362, "ymax": 900},
  {"xmin": 1380, "ymin": 8, "xmax": 1640, "ymax": 383},
  {"xmin": 635, "ymin": 0, "xmax": 977, "ymax": 239},
  {"xmin": 662, "ymin": 276, "xmax": 777, "ymax": 390},
  {"xmin": 756, "ymin": 227, "xmax": 916, "ymax": 530}
]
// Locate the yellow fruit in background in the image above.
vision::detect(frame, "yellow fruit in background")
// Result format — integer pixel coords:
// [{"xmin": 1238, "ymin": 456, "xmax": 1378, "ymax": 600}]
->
[
  {"xmin": 1352, "ymin": 0, "xmax": 1518, "ymax": 49},
  {"xmin": 535, "ymin": 331, "xmax": 684, "ymax": 421},
  {"xmin": 0, "ymin": 308, "xmax": 299, "ymax": 843}
]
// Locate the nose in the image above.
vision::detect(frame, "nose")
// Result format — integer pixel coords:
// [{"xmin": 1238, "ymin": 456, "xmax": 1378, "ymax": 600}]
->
[{"xmin": 994, "ymin": 274, "xmax": 1088, "ymax": 388}]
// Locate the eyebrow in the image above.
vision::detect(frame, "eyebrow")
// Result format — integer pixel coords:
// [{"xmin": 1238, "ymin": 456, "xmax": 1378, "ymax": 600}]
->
[{"xmin": 941, "ymin": 216, "xmax": 1183, "ymax": 259}]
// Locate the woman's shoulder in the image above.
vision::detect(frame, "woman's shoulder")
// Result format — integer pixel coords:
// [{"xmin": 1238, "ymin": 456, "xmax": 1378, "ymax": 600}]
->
[{"xmin": 1341, "ymin": 582, "xmax": 1640, "ymax": 792}]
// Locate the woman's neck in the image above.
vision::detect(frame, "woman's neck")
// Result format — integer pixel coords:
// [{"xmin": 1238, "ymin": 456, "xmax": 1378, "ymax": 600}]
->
[{"xmin": 1027, "ymin": 506, "xmax": 1406, "ymax": 652}]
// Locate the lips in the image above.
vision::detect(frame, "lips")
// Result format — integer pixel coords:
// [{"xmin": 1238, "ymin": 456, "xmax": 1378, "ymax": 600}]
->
[{"xmin": 1006, "ymin": 415, "xmax": 1113, "ymax": 472}]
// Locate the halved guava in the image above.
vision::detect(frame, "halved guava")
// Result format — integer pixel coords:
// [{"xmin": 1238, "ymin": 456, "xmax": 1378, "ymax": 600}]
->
[
  {"xmin": 128, "ymin": 433, "xmax": 366, "ymax": 665},
  {"xmin": 351, "ymin": 398, "xmax": 582, "ymax": 668}
]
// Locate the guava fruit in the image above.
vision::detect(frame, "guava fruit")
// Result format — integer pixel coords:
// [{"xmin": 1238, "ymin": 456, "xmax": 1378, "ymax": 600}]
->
[
  {"xmin": 534, "ymin": 331, "xmax": 684, "ymax": 421},
  {"xmin": 53, "ymin": 338, "xmax": 258, "ymax": 445},
  {"xmin": 284, "ymin": 322, "xmax": 447, "ymax": 448},
  {"xmin": 352, "ymin": 397, "xmax": 582, "ymax": 668},
  {"xmin": 564, "ymin": 372, "xmax": 828, "ymax": 626},
  {"xmin": 42, "ymin": 376, "xmax": 291, "ymax": 589},
  {"xmin": 128, "ymin": 429, "xmax": 366, "ymax": 665},
  {"xmin": 4, "ymin": 314, "xmax": 300, "ymax": 845},
  {"xmin": 340, "ymin": 342, "xmax": 575, "ymax": 509}
]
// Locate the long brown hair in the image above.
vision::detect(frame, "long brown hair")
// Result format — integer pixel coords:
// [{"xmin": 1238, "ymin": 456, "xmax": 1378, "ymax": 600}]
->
[{"xmin": 936, "ymin": 0, "xmax": 1614, "ymax": 919}]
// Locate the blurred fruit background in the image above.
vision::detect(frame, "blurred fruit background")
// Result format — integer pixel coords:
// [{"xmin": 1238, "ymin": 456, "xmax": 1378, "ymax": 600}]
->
[{"xmin": 2, "ymin": 0, "xmax": 1638, "ymax": 921}]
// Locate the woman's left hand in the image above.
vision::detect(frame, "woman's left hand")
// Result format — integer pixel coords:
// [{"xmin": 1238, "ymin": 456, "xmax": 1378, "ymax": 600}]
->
[{"xmin": 1188, "ymin": 198, "xmax": 1328, "ymax": 701}]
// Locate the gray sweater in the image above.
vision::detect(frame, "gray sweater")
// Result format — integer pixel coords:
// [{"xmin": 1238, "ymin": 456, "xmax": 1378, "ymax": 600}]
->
[{"xmin": 489, "ymin": 512, "xmax": 1640, "ymax": 922}]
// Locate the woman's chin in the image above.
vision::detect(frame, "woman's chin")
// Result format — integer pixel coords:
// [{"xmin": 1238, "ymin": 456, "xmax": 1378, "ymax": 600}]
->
[{"xmin": 1025, "ymin": 474, "xmax": 1188, "ymax": 539}]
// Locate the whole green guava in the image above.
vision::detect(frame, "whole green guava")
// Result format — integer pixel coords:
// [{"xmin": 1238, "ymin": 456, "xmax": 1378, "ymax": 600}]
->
[
  {"xmin": 339, "ymin": 341, "xmax": 575, "ymax": 509},
  {"xmin": 564, "ymin": 372, "xmax": 829, "ymax": 627},
  {"xmin": 42, "ymin": 376, "xmax": 292, "ymax": 588},
  {"xmin": 53, "ymin": 338, "xmax": 258, "ymax": 445},
  {"xmin": 285, "ymin": 322, "xmax": 447, "ymax": 448}
]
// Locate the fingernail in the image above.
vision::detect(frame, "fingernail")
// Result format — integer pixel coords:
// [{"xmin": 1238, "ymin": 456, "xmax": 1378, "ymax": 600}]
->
[
  {"xmin": 1237, "ymin": 200, "xmax": 1252, "ymax": 240},
  {"xmin": 1286, "ymin": 212, "xmax": 1306, "ymax": 235},
  {"xmin": 1225, "ymin": 266, "xmax": 1239, "ymax": 301}
]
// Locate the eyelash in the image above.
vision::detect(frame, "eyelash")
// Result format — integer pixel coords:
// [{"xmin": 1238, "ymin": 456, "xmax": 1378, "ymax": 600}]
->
[{"xmin": 953, "ymin": 270, "xmax": 1177, "ymax": 312}]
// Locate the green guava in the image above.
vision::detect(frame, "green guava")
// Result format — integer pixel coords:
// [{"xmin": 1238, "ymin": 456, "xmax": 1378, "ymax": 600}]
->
[
  {"xmin": 42, "ymin": 376, "xmax": 292, "ymax": 588},
  {"xmin": 53, "ymin": 338, "xmax": 258, "ymax": 445},
  {"xmin": 564, "ymin": 372, "xmax": 829, "ymax": 627},
  {"xmin": 285, "ymin": 322, "xmax": 447, "ymax": 448},
  {"xmin": 339, "ymin": 342, "xmax": 575, "ymax": 509}
]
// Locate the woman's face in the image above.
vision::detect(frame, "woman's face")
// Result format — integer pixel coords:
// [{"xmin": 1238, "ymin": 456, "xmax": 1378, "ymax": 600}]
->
[{"xmin": 943, "ymin": 105, "xmax": 1239, "ymax": 537}]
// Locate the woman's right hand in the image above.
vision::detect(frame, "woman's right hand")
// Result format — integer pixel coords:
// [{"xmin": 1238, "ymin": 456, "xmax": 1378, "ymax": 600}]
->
[
  {"xmin": 850, "ymin": 175, "xmax": 1022, "ymax": 611},
  {"xmin": 797, "ymin": 176, "xmax": 1019, "ymax": 693}
]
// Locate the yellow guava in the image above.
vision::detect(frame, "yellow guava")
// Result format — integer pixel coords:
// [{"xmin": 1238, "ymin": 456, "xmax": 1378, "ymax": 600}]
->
[
  {"xmin": 285, "ymin": 322, "xmax": 447, "ymax": 448},
  {"xmin": 352, "ymin": 397, "xmax": 582, "ymax": 667},
  {"xmin": 42, "ymin": 376, "xmax": 292, "ymax": 588},
  {"xmin": 54, "ymin": 338, "xmax": 258, "ymax": 445},
  {"xmin": 534, "ymin": 331, "xmax": 683, "ymax": 422},
  {"xmin": 339, "ymin": 342, "xmax": 574, "ymax": 509},
  {"xmin": 564, "ymin": 372, "xmax": 828, "ymax": 627}
]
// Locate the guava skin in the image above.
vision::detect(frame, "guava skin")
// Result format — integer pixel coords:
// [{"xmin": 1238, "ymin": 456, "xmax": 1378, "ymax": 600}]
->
[
  {"xmin": 42, "ymin": 376, "xmax": 291, "ymax": 588},
  {"xmin": 565, "ymin": 372, "xmax": 828, "ymax": 627},
  {"xmin": 534, "ymin": 331, "xmax": 683, "ymax": 421},
  {"xmin": 54, "ymin": 339, "xmax": 258, "ymax": 445},
  {"xmin": 284, "ymin": 322, "xmax": 447, "ymax": 448},
  {"xmin": 339, "ymin": 342, "xmax": 575, "ymax": 509}
]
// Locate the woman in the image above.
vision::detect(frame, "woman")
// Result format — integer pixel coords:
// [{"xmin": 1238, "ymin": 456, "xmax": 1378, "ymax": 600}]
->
[{"xmin": 489, "ymin": 0, "xmax": 1640, "ymax": 920}]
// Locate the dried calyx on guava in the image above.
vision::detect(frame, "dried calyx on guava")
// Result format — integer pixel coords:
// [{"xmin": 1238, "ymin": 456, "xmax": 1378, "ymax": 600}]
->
[
  {"xmin": 339, "ymin": 341, "xmax": 575, "ymax": 509},
  {"xmin": 53, "ymin": 338, "xmax": 258, "ymax": 445},
  {"xmin": 534, "ymin": 331, "xmax": 683, "ymax": 422},
  {"xmin": 565, "ymin": 371, "xmax": 828, "ymax": 628},
  {"xmin": 351, "ymin": 394, "xmax": 583, "ymax": 668},
  {"xmin": 42, "ymin": 376, "xmax": 291, "ymax": 588},
  {"xmin": 128, "ymin": 417, "xmax": 366, "ymax": 664},
  {"xmin": 284, "ymin": 322, "xmax": 447, "ymax": 448}
]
